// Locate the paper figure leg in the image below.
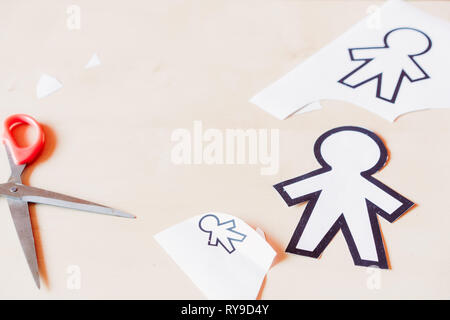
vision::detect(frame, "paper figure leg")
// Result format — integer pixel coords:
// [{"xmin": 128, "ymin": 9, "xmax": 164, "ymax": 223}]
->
[
  {"xmin": 344, "ymin": 208, "xmax": 379, "ymax": 263},
  {"xmin": 296, "ymin": 199, "xmax": 341, "ymax": 252},
  {"xmin": 377, "ymin": 70, "xmax": 401, "ymax": 102},
  {"xmin": 341, "ymin": 62, "xmax": 380, "ymax": 87}
]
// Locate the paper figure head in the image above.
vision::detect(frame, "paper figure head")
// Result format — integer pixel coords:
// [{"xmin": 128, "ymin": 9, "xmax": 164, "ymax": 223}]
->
[
  {"xmin": 315, "ymin": 126, "xmax": 387, "ymax": 173},
  {"xmin": 384, "ymin": 27, "xmax": 431, "ymax": 55},
  {"xmin": 199, "ymin": 214, "xmax": 221, "ymax": 233}
]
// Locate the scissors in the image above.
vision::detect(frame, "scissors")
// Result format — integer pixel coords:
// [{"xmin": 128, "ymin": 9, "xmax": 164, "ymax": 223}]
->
[{"xmin": 0, "ymin": 114, "xmax": 134, "ymax": 289}]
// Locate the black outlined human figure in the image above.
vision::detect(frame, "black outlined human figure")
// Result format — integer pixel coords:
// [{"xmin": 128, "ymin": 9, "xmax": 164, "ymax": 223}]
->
[
  {"xmin": 199, "ymin": 214, "xmax": 247, "ymax": 254},
  {"xmin": 338, "ymin": 27, "xmax": 432, "ymax": 103},
  {"xmin": 274, "ymin": 127, "xmax": 414, "ymax": 269}
]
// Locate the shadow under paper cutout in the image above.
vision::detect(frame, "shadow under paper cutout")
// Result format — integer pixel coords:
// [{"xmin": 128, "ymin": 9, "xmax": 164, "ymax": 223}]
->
[{"xmin": 254, "ymin": 229, "xmax": 285, "ymax": 300}]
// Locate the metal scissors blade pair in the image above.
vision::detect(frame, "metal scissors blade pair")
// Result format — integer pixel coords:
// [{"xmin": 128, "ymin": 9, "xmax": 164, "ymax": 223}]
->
[{"xmin": 0, "ymin": 114, "xmax": 134, "ymax": 289}]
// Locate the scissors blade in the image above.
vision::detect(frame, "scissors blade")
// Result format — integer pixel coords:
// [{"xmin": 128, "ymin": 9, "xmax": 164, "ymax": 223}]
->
[
  {"xmin": 8, "ymin": 184, "xmax": 135, "ymax": 219},
  {"xmin": 7, "ymin": 198, "xmax": 40, "ymax": 289},
  {"xmin": 4, "ymin": 144, "xmax": 25, "ymax": 181}
]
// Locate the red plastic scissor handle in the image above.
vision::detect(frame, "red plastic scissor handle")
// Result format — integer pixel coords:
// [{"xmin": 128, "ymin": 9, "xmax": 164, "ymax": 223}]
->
[{"xmin": 2, "ymin": 114, "xmax": 45, "ymax": 165}]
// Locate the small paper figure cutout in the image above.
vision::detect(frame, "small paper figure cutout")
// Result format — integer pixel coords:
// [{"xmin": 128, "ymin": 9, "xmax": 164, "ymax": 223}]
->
[
  {"xmin": 85, "ymin": 53, "xmax": 101, "ymax": 69},
  {"xmin": 250, "ymin": 0, "xmax": 450, "ymax": 121},
  {"xmin": 36, "ymin": 73, "xmax": 62, "ymax": 99},
  {"xmin": 155, "ymin": 213, "xmax": 276, "ymax": 299},
  {"xmin": 338, "ymin": 27, "xmax": 431, "ymax": 103},
  {"xmin": 199, "ymin": 214, "xmax": 246, "ymax": 254},
  {"xmin": 274, "ymin": 127, "xmax": 414, "ymax": 269}
]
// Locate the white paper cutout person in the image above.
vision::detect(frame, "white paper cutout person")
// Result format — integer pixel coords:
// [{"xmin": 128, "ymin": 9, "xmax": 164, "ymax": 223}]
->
[
  {"xmin": 274, "ymin": 127, "xmax": 414, "ymax": 269},
  {"xmin": 339, "ymin": 27, "xmax": 432, "ymax": 103},
  {"xmin": 199, "ymin": 214, "xmax": 247, "ymax": 254},
  {"xmin": 250, "ymin": 0, "xmax": 450, "ymax": 121}
]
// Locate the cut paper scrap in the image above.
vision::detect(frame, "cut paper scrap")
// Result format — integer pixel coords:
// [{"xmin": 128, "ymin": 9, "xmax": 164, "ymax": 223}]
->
[
  {"xmin": 274, "ymin": 126, "xmax": 414, "ymax": 269},
  {"xmin": 155, "ymin": 213, "xmax": 276, "ymax": 299},
  {"xmin": 85, "ymin": 53, "xmax": 101, "ymax": 69},
  {"xmin": 36, "ymin": 73, "xmax": 62, "ymax": 99},
  {"xmin": 256, "ymin": 227, "xmax": 266, "ymax": 239},
  {"xmin": 250, "ymin": 0, "xmax": 450, "ymax": 121}
]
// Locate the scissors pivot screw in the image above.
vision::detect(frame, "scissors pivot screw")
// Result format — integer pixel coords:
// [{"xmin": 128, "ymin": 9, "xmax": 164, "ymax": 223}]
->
[{"xmin": 9, "ymin": 186, "xmax": 18, "ymax": 193}]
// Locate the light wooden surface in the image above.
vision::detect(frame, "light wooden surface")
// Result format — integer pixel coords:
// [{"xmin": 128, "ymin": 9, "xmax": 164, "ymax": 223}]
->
[{"xmin": 0, "ymin": 0, "xmax": 449, "ymax": 299}]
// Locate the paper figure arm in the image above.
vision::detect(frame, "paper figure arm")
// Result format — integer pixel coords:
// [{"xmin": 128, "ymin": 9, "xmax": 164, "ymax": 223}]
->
[
  {"xmin": 276, "ymin": 172, "xmax": 329, "ymax": 205},
  {"xmin": 219, "ymin": 220, "xmax": 246, "ymax": 241},
  {"xmin": 364, "ymin": 180, "xmax": 404, "ymax": 215},
  {"xmin": 349, "ymin": 47, "xmax": 385, "ymax": 61}
]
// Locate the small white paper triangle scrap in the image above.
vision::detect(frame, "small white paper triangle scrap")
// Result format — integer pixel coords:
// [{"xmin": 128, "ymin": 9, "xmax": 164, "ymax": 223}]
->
[
  {"xmin": 85, "ymin": 53, "xmax": 101, "ymax": 69},
  {"xmin": 36, "ymin": 73, "xmax": 62, "ymax": 99}
]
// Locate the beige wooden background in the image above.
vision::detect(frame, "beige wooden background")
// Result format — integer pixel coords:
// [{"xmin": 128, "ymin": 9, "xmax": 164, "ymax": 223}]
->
[{"xmin": 0, "ymin": 0, "xmax": 448, "ymax": 299}]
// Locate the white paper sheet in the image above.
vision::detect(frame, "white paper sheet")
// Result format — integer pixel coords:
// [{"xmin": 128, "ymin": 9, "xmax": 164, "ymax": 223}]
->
[
  {"xmin": 251, "ymin": 0, "xmax": 450, "ymax": 121},
  {"xmin": 36, "ymin": 73, "xmax": 62, "ymax": 99},
  {"xmin": 155, "ymin": 213, "xmax": 276, "ymax": 299}
]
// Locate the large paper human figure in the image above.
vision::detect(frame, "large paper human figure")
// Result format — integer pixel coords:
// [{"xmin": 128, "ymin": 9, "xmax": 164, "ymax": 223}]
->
[
  {"xmin": 338, "ymin": 27, "xmax": 431, "ymax": 103},
  {"xmin": 274, "ymin": 127, "xmax": 414, "ymax": 269}
]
